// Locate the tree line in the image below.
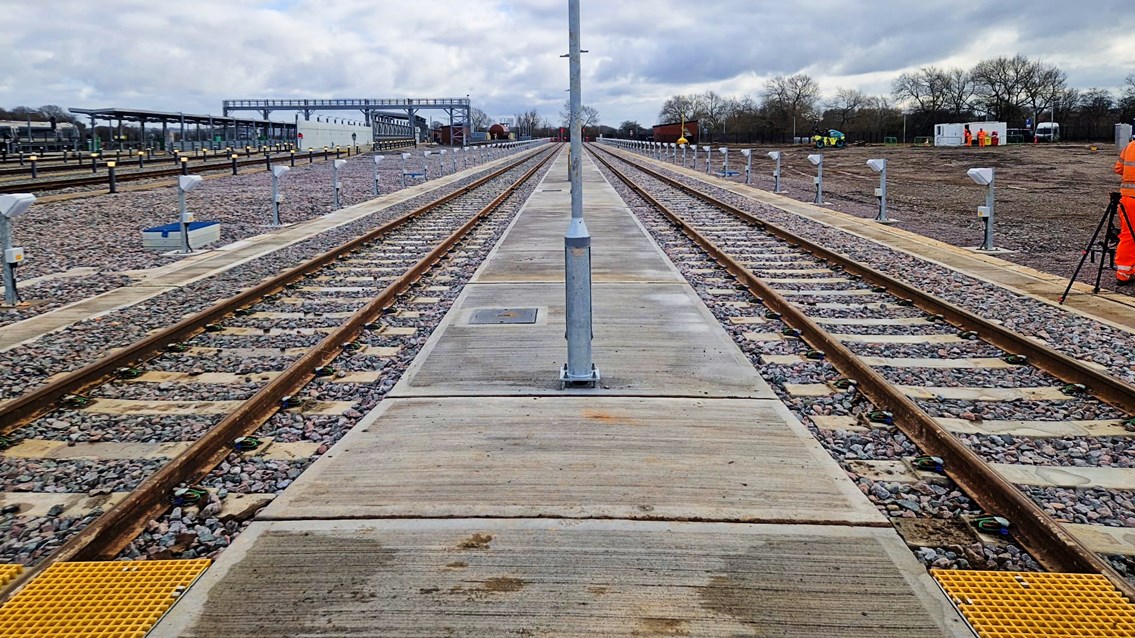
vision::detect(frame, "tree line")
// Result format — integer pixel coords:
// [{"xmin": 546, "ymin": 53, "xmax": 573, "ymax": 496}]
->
[{"xmin": 639, "ymin": 56, "xmax": 1135, "ymax": 143}]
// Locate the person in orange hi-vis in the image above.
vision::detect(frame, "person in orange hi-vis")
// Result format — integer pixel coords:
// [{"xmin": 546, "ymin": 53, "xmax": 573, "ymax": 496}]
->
[
  {"xmin": 1114, "ymin": 134, "xmax": 1135, "ymax": 285},
  {"xmin": 964, "ymin": 125, "xmax": 972, "ymax": 147},
  {"xmin": 977, "ymin": 128, "xmax": 987, "ymax": 147}
]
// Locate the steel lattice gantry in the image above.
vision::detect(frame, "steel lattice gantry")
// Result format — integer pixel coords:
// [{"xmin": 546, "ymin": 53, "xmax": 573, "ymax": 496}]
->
[{"xmin": 222, "ymin": 98, "xmax": 471, "ymax": 145}]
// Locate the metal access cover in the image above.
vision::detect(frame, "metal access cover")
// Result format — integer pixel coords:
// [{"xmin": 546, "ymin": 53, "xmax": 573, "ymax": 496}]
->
[
  {"xmin": 933, "ymin": 569, "xmax": 1135, "ymax": 637},
  {"xmin": 0, "ymin": 559, "xmax": 210, "ymax": 637},
  {"xmin": 470, "ymin": 308, "xmax": 538, "ymax": 324}
]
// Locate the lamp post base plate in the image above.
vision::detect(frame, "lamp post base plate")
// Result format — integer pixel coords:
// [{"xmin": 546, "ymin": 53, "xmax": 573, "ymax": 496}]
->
[{"xmin": 559, "ymin": 363, "xmax": 600, "ymax": 389}]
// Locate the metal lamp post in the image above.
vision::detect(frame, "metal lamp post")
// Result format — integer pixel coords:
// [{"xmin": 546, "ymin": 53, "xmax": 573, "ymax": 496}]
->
[
  {"xmin": 692, "ymin": 144, "xmax": 698, "ymax": 170},
  {"xmin": 0, "ymin": 193, "xmax": 35, "ymax": 306},
  {"xmin": 372, "ymin": 155, "xmax": 385, "ymax": 196},
  {"xmin": 271, "ymin": 165, "xmax": 289, "ymax": 225},
  {"xmin": 703, "ymin": 146, "xmax": 711, "ymax": 174},
  {"xmin": 177, "ymin": 175, "xmax": 203, "ymax": 253},
  {"xmin": 866, "ymin": 159, "xmax": 893, "ymax": 223},
  {"xmin": 967, "ymin": 168, "xmax": 997, "ymax": 250},
  {"xmin": 562, "ymin": 0, "xmax": 598, "ymax": 386},
  {"xmin": 807, "ymin": 153, "xmax": 824, "ymax": 204},
  {"xmin": 768, "ymin": 151, "xmax": 785, "ymax": 192},
  {"xmin": 332, "ymin": 159, "xmax": 346, "ymax": 209},
  {"xmin": 681, "ymin": 143, "xmax": 687, "ymax": 167},
  {"xmin": 740, "ymin": 149, "xmax": 752, "ymax": 184},
  {"xmin": 718, "ymin": 147, "xmax": 729, "ymax": 176}
]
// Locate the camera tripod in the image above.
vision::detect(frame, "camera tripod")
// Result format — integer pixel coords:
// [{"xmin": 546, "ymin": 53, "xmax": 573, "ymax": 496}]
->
[{"xmin": 1060, "ymin": 192, "xmax": 1135, "ymax": 304}]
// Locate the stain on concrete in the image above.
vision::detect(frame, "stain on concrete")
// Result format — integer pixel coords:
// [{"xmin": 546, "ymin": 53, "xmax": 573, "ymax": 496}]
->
[{"xmin": 459, "ymin": 532, "xmax": 493, "ymax": 550}]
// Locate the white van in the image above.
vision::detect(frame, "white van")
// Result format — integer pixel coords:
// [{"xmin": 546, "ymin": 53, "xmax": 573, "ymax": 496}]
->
[{"xmin": 1035, "ymin": 122, "xmax": 1060, "ymax": 142}]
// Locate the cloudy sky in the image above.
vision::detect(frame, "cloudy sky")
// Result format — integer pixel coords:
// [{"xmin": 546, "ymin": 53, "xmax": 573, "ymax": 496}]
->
[{"xmin": 3, "ymin": 0, "xmax": 1133, "ymax": 127}]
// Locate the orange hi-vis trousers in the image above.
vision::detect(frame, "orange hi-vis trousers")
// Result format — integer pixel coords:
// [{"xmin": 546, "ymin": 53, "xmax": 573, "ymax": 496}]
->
[{"xmin": 1118, "ymin": 196, "xmax": 1135, "ymax": 282}]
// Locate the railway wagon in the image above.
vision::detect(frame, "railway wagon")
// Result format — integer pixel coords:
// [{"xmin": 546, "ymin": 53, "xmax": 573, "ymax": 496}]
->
[{"xmin": 652, "ymin": 119, "xmax": 698, "ymax": 143}]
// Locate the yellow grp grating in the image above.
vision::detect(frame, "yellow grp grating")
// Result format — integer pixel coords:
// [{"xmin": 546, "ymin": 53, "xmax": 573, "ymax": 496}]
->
[
  {"xmin": 1, "ymin": 564, "xmax": 23, "ymax": 588},
  {"xmin": 933, "ymin": 569, "xmax": 1135, "ymax": 637},
  {"xmin": 0, "ymin": 559, "xmax": 210, "ymax": 637}
]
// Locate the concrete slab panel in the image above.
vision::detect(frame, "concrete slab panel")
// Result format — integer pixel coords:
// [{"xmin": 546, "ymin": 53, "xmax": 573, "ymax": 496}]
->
[
  {"xmin": 261, "ymin": 397, "xmax": 882, "ymax": 524},
  {"xmin": 993, "ymin": 463, "xmax": 1135, "ymax": 490},
  {"xmin": 390, "ymin": 283, "xmax": 773, "ymax": 398},
  {"xmin": 154, "ymin": 518, "xmax": 973, "ymax": 637},
  {"xmin": 473, "ymin": 153, "xmax": 681, "ymax": 284}
]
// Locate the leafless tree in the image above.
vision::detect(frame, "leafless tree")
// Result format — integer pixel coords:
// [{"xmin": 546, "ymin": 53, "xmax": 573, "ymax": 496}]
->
[
  {"xmin": 826, "ymin": 88, "xmax": 868, "ymax": 129},
  {"xmin": 943, "ymin": 69, "xmax": 976, "ymax": 117},
  {"xmin": 891, "ymin": 67, "xmax": 950, "ymax": 114},
  {"xmin": 1021, "ymin": 61, "xmax": 1067, "ymax": 126},
  {"xmin": 971, "ymin": 54, "xmax": 1034, "ymax": 120},
  {"xmin": 559, "ymin": 101, "xmax": 599, "ymax": 129},
  {"xmin": 513, "ymin": 109, "xmax": 541, "ymax": 137},
  {"xmin": 657, "ymin": 94, "xmax": 697, "ymax": 124},
  {"xmin": 761, "ymin": 74, "xmax": 821, "ymax": 133},
  {"xmin": 469, "ymin": 107, "xmax": 492, "ymax": 131},
  {"xmin": 694, "ymin": 90, "xmax": 730, "ymax": 136}
]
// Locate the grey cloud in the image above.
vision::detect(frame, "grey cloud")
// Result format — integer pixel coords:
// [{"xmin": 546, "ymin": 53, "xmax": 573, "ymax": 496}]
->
[{"xmin": 0, "ymin": 0, "xmax": 1132, "ymax": 128}]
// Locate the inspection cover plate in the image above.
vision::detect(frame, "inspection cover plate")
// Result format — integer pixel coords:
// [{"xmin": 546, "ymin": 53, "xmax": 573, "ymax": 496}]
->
[{"xmin": 470, "ymin": 308, "xmax": 538, "ymax": 324}]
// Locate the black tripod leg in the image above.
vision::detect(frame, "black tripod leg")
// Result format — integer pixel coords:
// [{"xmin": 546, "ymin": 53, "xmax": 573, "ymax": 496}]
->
[
  {"xmin": 1092, "ymin": 212, "xmax": 1115, "ymax": 294},
  {"xmin": 1061, "ymin": 198, "xmax": 1116, "ymax": 303}
]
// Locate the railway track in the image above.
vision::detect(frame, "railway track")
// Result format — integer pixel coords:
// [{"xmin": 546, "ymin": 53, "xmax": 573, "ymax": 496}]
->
[
  {"xmin": 0, "ymin": 144, "xmax": 555, "ymax": 600},
  {"xmin": 589, "ymin": 143, "xmax": 1135, "ymax": 601},
  {"xmin": 0, "ymin": 142, "xmax": 414, "ymax": 194}
]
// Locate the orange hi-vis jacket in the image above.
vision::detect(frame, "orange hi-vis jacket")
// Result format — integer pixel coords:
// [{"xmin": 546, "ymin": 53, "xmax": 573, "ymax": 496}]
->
[{"xmin": 1117, "ymin": 139, "xmax": 1135, "ymax": 199}]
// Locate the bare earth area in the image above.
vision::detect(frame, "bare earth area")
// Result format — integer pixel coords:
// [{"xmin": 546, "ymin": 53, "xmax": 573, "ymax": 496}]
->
[{"xmin": 714, "ymin": 142, "xmax": 1132, "ymax": 297}]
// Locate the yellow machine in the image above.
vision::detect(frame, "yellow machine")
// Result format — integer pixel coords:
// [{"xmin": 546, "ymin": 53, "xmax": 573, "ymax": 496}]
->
[
  {"xmin": 812, "ymin": 129, "xmax": 846, "ymax": 148},
  {"xmin": 677, "ymin": 114, "xmax": 688, "ymax": 146}
]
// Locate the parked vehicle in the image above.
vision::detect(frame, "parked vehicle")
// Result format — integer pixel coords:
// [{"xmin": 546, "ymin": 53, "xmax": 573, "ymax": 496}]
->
[
  {"xmin": 1005, "ymin": 128, "xmax": 1034, "ymax": 143},
  {"xmin": 1035, "ymin": 122, "xmax": 1060, "ymax": 142}
]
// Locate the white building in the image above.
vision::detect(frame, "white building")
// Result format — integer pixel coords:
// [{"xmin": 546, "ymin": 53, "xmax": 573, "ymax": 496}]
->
[
  {"xmin": 296, "ymin": 119, "xmax": 372, "ymax": 150},
  {"xmin": 934, "ymin": 121, "xmax": 1008, "ymax": 147}
]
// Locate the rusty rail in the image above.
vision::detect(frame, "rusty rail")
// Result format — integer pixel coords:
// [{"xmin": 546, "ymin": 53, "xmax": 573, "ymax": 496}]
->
[
  {"xmin": 0, "ymin": 145, "xmax": 555, "ymax": 602},
  {"xmin": 0, "ymin": 146, "xmax": 548, "ymax": 435},
  {"xmin": 590, "ymin": 144, "xmax": 1135, "ymax": 602},
  {"xmin": 0, "ymin": 142, "xmax": 415, "ymax": 193}
]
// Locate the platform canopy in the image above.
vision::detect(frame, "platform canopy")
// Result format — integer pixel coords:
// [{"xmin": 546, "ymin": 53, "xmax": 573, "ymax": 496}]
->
[{"xmin": 69, "ymin": 107, "xmax": 291, "ymax": 131}]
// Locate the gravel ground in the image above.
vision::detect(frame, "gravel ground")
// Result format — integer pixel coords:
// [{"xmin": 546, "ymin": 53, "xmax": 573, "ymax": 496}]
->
[
  {"xmin": 0, "ymin": 145, "xmax": 544, "ymax": 401},
  {"xmin": 646, "ymin": 142, "xmax": 1135, "ymax": 296},
  {"xmin": 0, "ymin": 144, "xmax": 512, "ymax": 328},
  {"xmin": 606, "ymin": 144, "xmax": 1135, "ymax": 386},
  {"xmin": 2, "ymin": 146, "xmax": 554, "ymax": 566},
  {"xmin": 595, "ymin": 149, "xmax": 1135, "ymax": 581},
  {"xmin": 115, "ymin": 148, "xmax": 554, "ymax": 562}
]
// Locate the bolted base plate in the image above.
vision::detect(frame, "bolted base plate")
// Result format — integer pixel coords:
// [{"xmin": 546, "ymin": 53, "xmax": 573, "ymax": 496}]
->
[{"xmin": 559, "ymin": 363, "xmax": 600, "ymax": 389}]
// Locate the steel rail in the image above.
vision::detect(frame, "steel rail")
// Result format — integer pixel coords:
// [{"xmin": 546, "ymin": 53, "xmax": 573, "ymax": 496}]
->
[
  {"xmin": 590, "ymin": 145, "xmax": 1135, "ymax": 602},
  {"xmin": 593, "ymin": 145, "xmax": 1135, "ymax": 414},
  {"xmin": 0, "ymin": 141, "xmax": 414, "ymax": 193},
  {"xmin": 0, "ymin": 146, "xmax": 549, "ymax": 435},
  {"xmin": 0, "ymin": 140, "xmax": 415, "ymax": 175},
  {"xmin": 0, "ymin": 145, "xmax": 555, "ymax": 603}
]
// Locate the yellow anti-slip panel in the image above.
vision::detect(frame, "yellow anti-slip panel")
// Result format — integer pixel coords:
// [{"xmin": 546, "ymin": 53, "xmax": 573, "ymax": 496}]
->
[
  {"xmin": 0, "ymin": 559, "xmax": 210, "ymax": 638},
  {"xmin": 0, "ymin": 565, "xmax": 23, "ymax": 588},
  {"xmin": 933, "ymin": 570, "xmax": 1135, "ymax": 637}
]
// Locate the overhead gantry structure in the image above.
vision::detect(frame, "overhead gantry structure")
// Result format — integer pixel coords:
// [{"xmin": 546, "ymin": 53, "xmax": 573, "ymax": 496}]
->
[{"xmin": 222, "ymin": 98, "xmax": 472, "ymax": 145}]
